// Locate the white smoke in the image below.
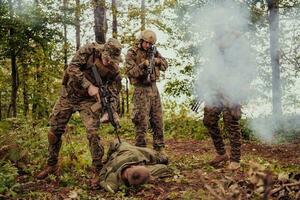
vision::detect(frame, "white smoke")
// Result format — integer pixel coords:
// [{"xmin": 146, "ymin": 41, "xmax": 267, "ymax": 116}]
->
[{"xmin": 192, "ymin": 0, "xmax": 257, "ymax": 106}]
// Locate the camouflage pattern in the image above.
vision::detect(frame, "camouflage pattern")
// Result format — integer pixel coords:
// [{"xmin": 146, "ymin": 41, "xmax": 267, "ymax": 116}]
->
[
  {"xmin": 203, "ymin": 98, "xmax": 242, "ymax": 162},
  {"xmin": 125, "ymin": 43, "xmax": 168, "ymax": 149},
  {"xmin": 47, "ymin": 40, "xmax": 122, "ymax": 170},
  {"xmin": 100, "ymin": 141, "xmax": 171, "ymax": 193}
]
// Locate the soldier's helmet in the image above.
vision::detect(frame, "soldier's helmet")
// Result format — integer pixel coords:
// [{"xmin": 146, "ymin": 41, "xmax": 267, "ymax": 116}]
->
[
  {"xmin": 139, "ymin": 29, "xmax": 157, "ymax": 44},
  {"xmin": 103, "ymin": 38, "xmax": 123, "ymax": 63}
]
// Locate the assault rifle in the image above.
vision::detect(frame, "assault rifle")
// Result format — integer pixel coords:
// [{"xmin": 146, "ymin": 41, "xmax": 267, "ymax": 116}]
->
[
  {"xmin": 145, "ymin": 45, "xmax": 157, "ymax": 84},
  {"xmin": 90, "ymin": 49, "xmax": 121, "ymax": 143}
]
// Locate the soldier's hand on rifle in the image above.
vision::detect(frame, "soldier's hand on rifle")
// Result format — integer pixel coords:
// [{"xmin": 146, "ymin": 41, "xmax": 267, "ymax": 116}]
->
[
  {"xmin": 154, "ymin": 58, "xmax": 161, "ymax": 65},
  {"xmin": 88, "ymin": 84, "xmax": 100, "ymax": 102},
  {"xmin": 139, "ymin": 59, "xmax": 149, "ymax": 68}
]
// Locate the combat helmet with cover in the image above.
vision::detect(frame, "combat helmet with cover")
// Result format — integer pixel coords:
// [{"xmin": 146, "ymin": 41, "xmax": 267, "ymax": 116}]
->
[{"xmin": 138, "ymin": 29, "xmax": 157, "ymax": 44}]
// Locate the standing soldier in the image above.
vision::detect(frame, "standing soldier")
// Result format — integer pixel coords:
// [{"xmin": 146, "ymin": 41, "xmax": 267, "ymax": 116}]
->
[
  {"xmin": 36, "ymin": 38, "xmax": 123, "ymax": 187},
  {"xmin": 125, "ymin": 30, "xmax": 168, "ymax": 157},
  {"xmin": 203, "ymin": 97, "xmax": 242, "ymax": 170},
  {"xmin": 203, "ymin": 30, "xmax": 244, "ymax": 170}
]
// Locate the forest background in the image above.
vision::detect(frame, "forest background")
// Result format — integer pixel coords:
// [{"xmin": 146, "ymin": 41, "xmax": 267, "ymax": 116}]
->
[{"xmin": 0, "ymin": 0, "xmax": 299, "ymax": 199}]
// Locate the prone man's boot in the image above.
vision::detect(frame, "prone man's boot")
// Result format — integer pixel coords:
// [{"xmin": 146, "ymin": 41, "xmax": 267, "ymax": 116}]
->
[
  {"xmin": 209, "ymin": 154, "xmax": 229, "ymax": 167},
  {"xmin": 90, "ymin": 167, "xmax": 101, "ymax": 189},
  {"xmin": 36, "ymin": 164, "xmax": 60, "ymax": 180},
  {"xmin": 155, "ymin": 147, "xmax": 169, "ymax": 164}
]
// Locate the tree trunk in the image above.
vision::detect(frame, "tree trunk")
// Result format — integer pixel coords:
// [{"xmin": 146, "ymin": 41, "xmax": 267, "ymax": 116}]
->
[
  {"xmin": 268, "ymin": 0, "xmax": 282, "ymax": 117},
  {"xmin": 93, "ymin": 0, "xmax": 107, "ymax": 44},
  {"xmin": 63, "ymin": 0, "xmax": 68, "ymax": 69},
  {"xmin": 75, "ymin": 0, "xmax": 81, "ymax": 50},
  {"xmin": 141, "ymin": 0, "xmax": 145, "ymax": 31},
  {"xmin": 8, "ymin": 0, "xmax": 18, "ymax": 118},
  {"xmin": 0, "ymin": 92, "xmax": 2, "ymax": 121},
  {"xmin": 22, "ymin": 61, "xmax": 29, "ymax": 117},
  {"xmin": 126, "ymin": 78, "xmax": 129, "ymax": 113},
  {"xmin": 112, "ymin": 0, "xmax": 117, "ymax": 38}
]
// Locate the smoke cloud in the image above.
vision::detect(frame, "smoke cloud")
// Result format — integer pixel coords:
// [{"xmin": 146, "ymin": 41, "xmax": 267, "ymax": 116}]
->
[
  {"xmin": 192, "ymin": 0, "xmax": 257, "ymax": 106},
  {"xmin": 189, "ymin": 0, "xmax": 300, "ymax": 143}
]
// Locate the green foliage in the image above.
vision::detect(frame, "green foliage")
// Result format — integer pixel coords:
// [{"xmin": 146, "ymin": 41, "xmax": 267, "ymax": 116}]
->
[
  {"xmin": 164, "ymin": 102, "xmax": 208, "ymax": 141},
  {"xmin": 0, "ymin": 161, "xmax": 19, "ymax": 197}
]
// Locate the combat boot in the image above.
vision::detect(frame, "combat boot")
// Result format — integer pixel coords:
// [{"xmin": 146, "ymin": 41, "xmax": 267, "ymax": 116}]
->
[
  {"xmin": 36, "ymin": 164, "xmax": 60, "ymax": 179},
  {"xmin": 90, "ymin": 167, "xmax": 101, "ymax": 189},
  {"xmin": 227, "ymin": 161, "xmax": 240, "ymax": 170},
  {"xmin": 155, "ymin": 147, "xmax": 168, "ymax": 164},
  {"xmin": 208, "ymin": 154, "xmax": 229, "ymax": 167}
]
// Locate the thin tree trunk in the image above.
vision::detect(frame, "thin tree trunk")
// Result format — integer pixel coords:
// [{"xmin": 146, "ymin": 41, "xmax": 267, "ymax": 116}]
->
[
  {"xmin": 22, "ymin": 61, "xmax": 29, "ymax": 117},
  {"xmin": 0, "ymin": 92, "xmax": 2, "ymax": 121},
  {"xmin": 268, "ymin": 0, "xmax": 282, "ymax": 117},
  {"xmin": 141, "ymin": 0, "xmax": 145, "ymax": 31},
  {"xmin": 93, "ymin": 0, "xmax": 107, "ymax": 44},
  {"xmin": 63, "ymin": 0, "xmax": 68, "ymax": 69},
  {"xmin": 126, "ymin": 78, "xmax": 129, "ymax": 113},
  {"xmin": 112, "ymin": 0, "xmax": 117, "ymax": 38},
  {"xmin": 75, "ymin": 0, "xmax": 81, "ymax": 50},
  {"xmin": 8, "ymin": 0, "xmax": 18, "ymax": 118}
]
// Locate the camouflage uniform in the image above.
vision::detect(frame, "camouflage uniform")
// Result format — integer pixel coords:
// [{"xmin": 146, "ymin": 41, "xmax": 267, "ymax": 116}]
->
[
  {"xmin": 203, "ymin": 96, "xmax": 242, "ymax": 162},
  {"xmin": 100, "ymin": 141, "xmax": 171, "ymax": 193},
  {"xmin": 125, "ymin": 40, "xmax": 168, "ymax": 149},
  {"xmin": 47, "ymin": 39, "xmax": 122, "ymax": 170}
]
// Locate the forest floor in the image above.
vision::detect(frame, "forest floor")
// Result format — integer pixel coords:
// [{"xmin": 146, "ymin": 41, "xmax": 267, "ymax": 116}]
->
[{"xmin": 12, "ymin": 136, "xmax": 300, "ymax": 200}]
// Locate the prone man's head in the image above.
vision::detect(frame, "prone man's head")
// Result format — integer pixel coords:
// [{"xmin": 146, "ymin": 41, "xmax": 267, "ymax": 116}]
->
[{"xmin": 123, "ymin": 165, "xmax": 150, "ymax": 186}]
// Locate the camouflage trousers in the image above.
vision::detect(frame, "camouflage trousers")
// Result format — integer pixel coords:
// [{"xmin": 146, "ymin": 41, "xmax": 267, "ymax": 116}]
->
[
  {"xmin": 132, "ymin": 83, "xmax": 164, "ymax": 149},
  {"xmin": 203, "ymin": 102, "xmax": 242, "ymax": 162},
  {"xmin": 47, "ymin": 88, "xmax": 104, "ymax": 170}
]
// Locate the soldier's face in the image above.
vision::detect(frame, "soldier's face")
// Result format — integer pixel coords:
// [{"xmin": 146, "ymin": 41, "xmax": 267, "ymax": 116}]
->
[
  {"xmin": 141, "ymin": 41, "xmax": 152, "ymax": 50},
  {"xmin": 102, "ymin": 56, "xmax": 109, "ymax": 66}
]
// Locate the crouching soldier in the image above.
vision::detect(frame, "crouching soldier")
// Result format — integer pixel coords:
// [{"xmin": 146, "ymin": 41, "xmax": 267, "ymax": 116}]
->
[
  {"xmin": 36, "ymin": 38, "xmax": 123, "ymax": 188},
  {"xmin": 99, "ymin": 141, "xmax": 172, "ymax": 193}
]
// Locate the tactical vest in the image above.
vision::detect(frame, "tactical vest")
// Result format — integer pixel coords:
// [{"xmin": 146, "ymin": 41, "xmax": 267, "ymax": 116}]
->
[
  {"xmin": 129, "ymin": 46, "xmax": 160, "ymax": 85},
  {"xmin": 65, "ymin": 43, "xmax": 120, "ymax": 98}
]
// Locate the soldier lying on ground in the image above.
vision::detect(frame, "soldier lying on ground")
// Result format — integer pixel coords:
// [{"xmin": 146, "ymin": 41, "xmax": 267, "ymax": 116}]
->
[{"xmin": 99, "ymin": 141, "xmax": 172, "ymax": 193}]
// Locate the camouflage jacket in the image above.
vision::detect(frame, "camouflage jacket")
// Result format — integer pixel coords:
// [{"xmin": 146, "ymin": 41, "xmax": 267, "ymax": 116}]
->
[
  {"xmin": 99, "ymin": 142, "xmax": 171, "ymax": 193},
  {"xmin": 125, "ymin": 44, "xmax": 168, "ymax": 86},
  {"xmin": 63, "ymin": 42, "xmax": 122, "ymax": 100}
]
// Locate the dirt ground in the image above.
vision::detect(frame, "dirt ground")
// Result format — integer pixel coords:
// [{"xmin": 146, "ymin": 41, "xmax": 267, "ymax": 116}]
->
[{"xmin": 15, "ymin": 138, "xmax": 300, "ymax": 200}]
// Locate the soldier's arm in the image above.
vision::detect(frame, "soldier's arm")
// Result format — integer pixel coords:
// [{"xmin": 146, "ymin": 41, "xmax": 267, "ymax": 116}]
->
[
  {"xmin": 155, "ymin": 51, "xmax": 168, "ymax": 71},
  {"xmin": 125, "ymin": 49, "xmax": 145, "ymax": 78},
  {"xmin": 66, "ymin": 44, "xmax": 94, "ymax": 89}
]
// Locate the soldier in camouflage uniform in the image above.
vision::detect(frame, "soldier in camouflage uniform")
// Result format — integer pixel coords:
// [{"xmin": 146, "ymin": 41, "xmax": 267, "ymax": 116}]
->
[
  {"xmin": 203, "ymin": 30, "xmax": 243, "ymax": 170},
  {"xmin": 125, "ymin": 30, "xmax": 168, "ymax": 154},
  {"xmin": 203, "ymin": 98, "xmax": 242, "ymax": 170},
  {"xmin": 99, "ymin": 141, "xmax": 171, "ymax": 193},
  {"xmin": 36, "ymin": 38, "xmax": 123, "ymax": 187}
]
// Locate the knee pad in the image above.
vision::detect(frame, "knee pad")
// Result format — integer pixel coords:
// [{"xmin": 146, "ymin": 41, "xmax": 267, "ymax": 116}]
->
[{"xmin": 48, "ymin": 131, "xmax": 58, "ymax": 145}]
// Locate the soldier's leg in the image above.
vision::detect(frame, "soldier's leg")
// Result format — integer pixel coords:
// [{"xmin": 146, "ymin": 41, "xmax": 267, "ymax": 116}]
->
[
  {"xmin": 149, "ymin": 92, "xmax": 164, "ymax": 150},
  {"xmin": 223, "ymin": 105, "xmax": 242, "ymax": 163},
  {"xmin": 79, "ymin": 100, "xmax": 104, "ymax": 170},
  {"xmin": 37, "ymin": 97, "xmax": 74, "ymax": 179},
  {"xmin": 48, "ymin": 97, "xmax": 74, "ymax": 166},
  {"xmin": 132, "ymin": 87, "xmax": 150, "ymax": 147},
  {"xmin": 203, "ymin": 105, "xmax": 225, "ymax": 155}
]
